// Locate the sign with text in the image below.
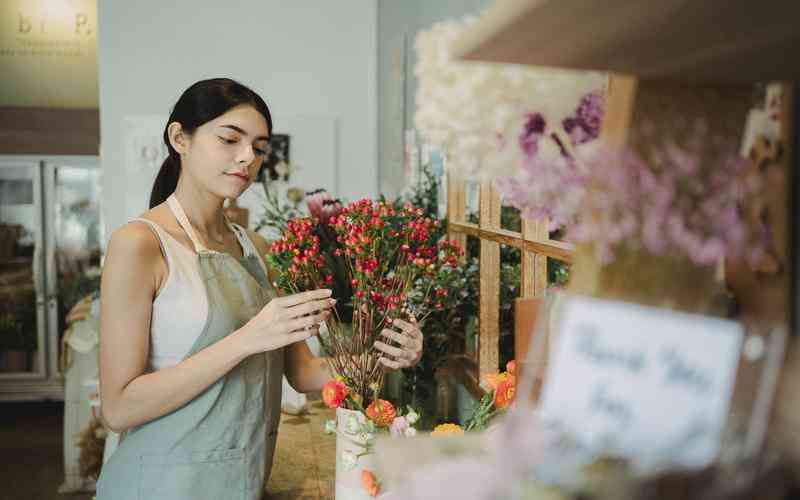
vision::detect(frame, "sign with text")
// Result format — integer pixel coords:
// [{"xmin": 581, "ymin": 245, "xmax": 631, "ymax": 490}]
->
[
  {"xmin": 0, "ymin": 0, "xmax": 97, "ymax": 108},
  {"xmin": 538, "ymin": 295, "xmax": 743, "ymax": 470}
]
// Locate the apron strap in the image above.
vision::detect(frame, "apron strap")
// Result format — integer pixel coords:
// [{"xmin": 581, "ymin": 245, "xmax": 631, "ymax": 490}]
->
[{"xmin": 167, "ymin": 194, "xmax": 208, "ymax": 253}]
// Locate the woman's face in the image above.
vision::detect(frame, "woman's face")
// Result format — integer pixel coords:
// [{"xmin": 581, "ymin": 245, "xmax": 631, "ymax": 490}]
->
[{"xmin": 178, "ymin": 104, "xmax": 270, "ymax": 200}]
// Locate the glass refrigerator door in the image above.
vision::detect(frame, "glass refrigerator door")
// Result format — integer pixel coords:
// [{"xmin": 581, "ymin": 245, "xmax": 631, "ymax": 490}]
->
[
  {"xmin": 44, "ymin": 162, "xmax": 103, "ymax": 377},
  {"xmin": 0, "ymin": 161, "xmax": 46, "ymax": 378}
]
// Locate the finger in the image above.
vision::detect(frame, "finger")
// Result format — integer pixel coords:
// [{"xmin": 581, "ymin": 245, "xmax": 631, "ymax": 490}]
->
[
  {"xmin": 286, "ymin": 298, "xmax": 336, "ymax": 319},
  {"xmin": 389, "ymin": 318, "xmax": 415, "ymax": 335},
  {"xmin": 380, "ymin": 329, "xmax": 409, "ymax": 347},
  {"xmin": 379, "ymin": 357, "xmax": 403, "ymax": 370},
  {"xmin": 277, "ymin": 289, "xmax": 332, "ymax": 308},
  {"xmin": 286, "ymin": 311, "xmax": 329, "ymax": 332},
  {"xmin": 374, "ymin": 341, "xmax": 411, "ymax": 360},
  {"xmin": 285, "ymin": 328, "xmax": 316, "ymax": 344}
]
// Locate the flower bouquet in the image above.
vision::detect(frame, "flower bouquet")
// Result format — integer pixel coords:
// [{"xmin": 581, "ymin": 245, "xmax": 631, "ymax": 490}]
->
[{"xmin": 267, "ymin": 196, "xmax": 464, "ymax": 498}]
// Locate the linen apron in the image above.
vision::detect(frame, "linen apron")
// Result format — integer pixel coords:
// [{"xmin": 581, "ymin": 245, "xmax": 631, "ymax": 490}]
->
[{"xmin": 96, "ymin": 194, "xmax": 283, "ymax": 500}]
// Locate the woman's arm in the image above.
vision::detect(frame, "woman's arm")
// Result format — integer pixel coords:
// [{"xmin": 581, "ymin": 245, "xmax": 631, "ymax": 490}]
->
[{"xmin": 100, "ymin": 224, "xmax": 332, "ymax": 433}]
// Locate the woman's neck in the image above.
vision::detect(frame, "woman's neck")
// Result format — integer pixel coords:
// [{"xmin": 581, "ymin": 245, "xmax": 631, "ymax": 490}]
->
[{"xmin": 172, "ymin": 181, "xmax": 228, "ymax": 242}]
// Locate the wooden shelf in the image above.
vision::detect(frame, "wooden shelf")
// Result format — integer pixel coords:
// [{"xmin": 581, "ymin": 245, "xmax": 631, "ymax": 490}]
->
[{"xmin": 453, "ymin": 0, "xmax": 800, "ymax": 83}]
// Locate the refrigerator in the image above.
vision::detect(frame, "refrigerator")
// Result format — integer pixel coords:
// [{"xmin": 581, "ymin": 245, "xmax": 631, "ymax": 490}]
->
[{"xmin": 0, "ymin": 156, "xmax": 103, "ymax": 400}]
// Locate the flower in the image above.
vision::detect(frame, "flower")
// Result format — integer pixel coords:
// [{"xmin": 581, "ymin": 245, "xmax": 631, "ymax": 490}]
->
[
  {"xmin": 431, "ymin": 423, "xmax": 465, "ymax": 437},
  {"xmin": 389, "ymin": 416, "xmax": 409, "ymax": 438},
  {"xmin": 494, "ymin": 376, "xmax": 516, "ymax": 410},
  {"xmin": 366, "ymin": 399, "xmax": 397, "ymax": 428},
  {"xmin": 483, "ymin": 371, "xmax": 510, "ymax": 392},
  {"xmin": 404, "ymin": 427, "xmax": 417, "ymax": 438},
  {"xmin": 341, "ymin": 451, "xmax": 358, "ymax": 471},
  {"xmin": 324, "ymin": 419, "xmax": 337, "ymax": 435},
  {"xmin": 414, "ymin": 16, "xmax": 605, "ymax": 181},
  {"xmin": 361, "ymin": 469, "xmax": 380, "ymax": 497},
  {"xmin": 405, "ymin": 409, "xmax": 420, "ymax": 425},
  {"xmin": 505, "ymin": 360, "xmax": 516, "ymax": 376},
  {"xmin": 322, "ymin": 379, "xmax": 349, "ymax": 409}
]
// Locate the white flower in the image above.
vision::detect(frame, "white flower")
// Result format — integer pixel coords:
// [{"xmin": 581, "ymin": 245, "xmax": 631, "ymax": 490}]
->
[
  {"xmin": 341, "ymin": 451, "xmax": 358, "ymax": 470},
  {"xmin": 414, "ymin": 16, "xmax": 605, "ymax": 182},
  {"xmin": 405, "ymin": 410, "xmax": 419, "ymax": 425},
  {"xmin": 345, "ymin": 415, "xmax": 361, "ymax": 434},
  {"xmin": 404, "ymin": 427, "xmax": 417, "ymax": 438},
  {"xmin": 324, "ymin": 420, "xmax": 337, "ymax": 435}
]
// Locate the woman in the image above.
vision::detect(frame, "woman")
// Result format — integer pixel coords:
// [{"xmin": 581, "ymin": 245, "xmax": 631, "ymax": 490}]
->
[{"xmin": 96, "ymin": 78, "xmax": 423, "ymax": 500}]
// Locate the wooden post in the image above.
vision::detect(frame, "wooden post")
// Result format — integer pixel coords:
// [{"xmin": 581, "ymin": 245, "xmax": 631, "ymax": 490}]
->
[{"xmin": 479, "ymin": 181, "xmax": 501, "ymax": 378}]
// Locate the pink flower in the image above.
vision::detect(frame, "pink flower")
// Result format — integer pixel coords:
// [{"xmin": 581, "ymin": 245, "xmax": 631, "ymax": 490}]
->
[{"xmin": 389, "ymin": 416, "xmax": 409, "ymax": 438}]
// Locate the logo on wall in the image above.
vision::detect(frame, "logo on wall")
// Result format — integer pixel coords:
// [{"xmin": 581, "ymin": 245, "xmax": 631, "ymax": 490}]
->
[{"xmin": 0, "ymin": 0, "xmax": 98, "ymax": 108}]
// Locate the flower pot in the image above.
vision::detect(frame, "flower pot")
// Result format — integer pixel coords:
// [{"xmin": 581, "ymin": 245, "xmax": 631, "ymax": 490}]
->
[{"xmin": 336, "ymin": 407, "xmax": 378, "ymax": 499}]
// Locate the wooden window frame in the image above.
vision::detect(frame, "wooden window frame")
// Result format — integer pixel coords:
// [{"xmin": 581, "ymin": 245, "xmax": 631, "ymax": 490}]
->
[{"xmin": 446, "ymin": 174, "xmax": 574, "ymax": 397}]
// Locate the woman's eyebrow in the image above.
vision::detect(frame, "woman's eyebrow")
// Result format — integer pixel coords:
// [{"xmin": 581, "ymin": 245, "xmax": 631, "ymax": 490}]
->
[{"xmin": 220, "ymin": 124, "xmax": 269, "ymax": 141}]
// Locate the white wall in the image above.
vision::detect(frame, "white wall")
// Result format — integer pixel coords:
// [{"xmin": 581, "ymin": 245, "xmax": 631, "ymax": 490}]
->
[{"xmin": 99, "ymin": 1, "xmax": 377, "ymax": 234}]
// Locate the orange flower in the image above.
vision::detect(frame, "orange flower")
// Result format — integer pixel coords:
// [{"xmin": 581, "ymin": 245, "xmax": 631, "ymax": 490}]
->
[
  {"xmin": 483, "ymin": 371, "xmax": 510, "ymax": 391},
  {"xmin": 431, "ymin": 423, "xmax": 464, "ymax": 436},
  {"xmin": 361, "ymin": 469, "xmax": 380, "ymax": 497},
  {"xmin": 494, "ymin": 375, "xmax": 516, "ymax": 409},
  {"xmin": 506, "ymin": 360, "xmax": 517, "ymax": 376},
  {"xmin": 366, "ymin": 399, "xmax": 397, "ymax": 427},
  {"xmin": 322, "ymin": 379, "xmax": 349, "ymax": 409}
]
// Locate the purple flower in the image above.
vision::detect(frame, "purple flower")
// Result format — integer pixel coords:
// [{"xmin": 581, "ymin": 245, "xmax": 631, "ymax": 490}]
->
[{"xmin": 518, "ymin": 113, "xmax": 546, "ymax": 156}]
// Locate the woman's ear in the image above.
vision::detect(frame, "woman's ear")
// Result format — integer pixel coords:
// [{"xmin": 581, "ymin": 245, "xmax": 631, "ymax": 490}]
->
[{"xmin": 167, "ymin": 122, "xmax": 189, "ymax": 155}]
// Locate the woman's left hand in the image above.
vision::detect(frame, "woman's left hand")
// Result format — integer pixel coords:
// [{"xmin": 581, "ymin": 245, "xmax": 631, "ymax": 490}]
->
[{"xmin": 374, "ymin": 317, "xmax": 423, "ymax": 370}]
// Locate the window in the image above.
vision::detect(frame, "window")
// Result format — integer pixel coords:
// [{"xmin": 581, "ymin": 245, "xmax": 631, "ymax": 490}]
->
[{"xmin": 446, "ymin": 175, "xmax": 574, "ymax": 396}]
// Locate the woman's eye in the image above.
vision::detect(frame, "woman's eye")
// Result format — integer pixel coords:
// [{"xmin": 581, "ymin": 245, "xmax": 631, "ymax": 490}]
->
[
  {"xmin": 255, "ymin": 148, "xmax": 267, "ymax": 156},
  {"xmin": 218, "ymin": 136, "xmax": 237, "ymax": 145}
]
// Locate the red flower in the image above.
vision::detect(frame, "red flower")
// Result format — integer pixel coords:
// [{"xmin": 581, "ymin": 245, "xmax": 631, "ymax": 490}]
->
[
  {"xmin": 322, "ymin": 380, "xmax": 348, "ymax": 409},
  {"xmin": 366, "ymin": 399, "xmax": 396, "ymax": 427}
]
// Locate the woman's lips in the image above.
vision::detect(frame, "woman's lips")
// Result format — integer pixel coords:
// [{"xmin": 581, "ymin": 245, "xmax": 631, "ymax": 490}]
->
[{"xmin": 227, "ymin": 172, "xmax": 249, "ymax": 183}]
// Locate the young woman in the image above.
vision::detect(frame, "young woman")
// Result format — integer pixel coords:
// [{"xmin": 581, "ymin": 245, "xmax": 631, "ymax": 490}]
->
[{"xmin": 96, "ymin": 78, "xmax": 423, "ymax": 500}]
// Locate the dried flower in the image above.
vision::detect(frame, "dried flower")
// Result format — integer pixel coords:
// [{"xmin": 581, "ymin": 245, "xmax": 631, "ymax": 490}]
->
[{"xmin": 322, "ymin": 379, "xmax": 349, "ymax": 409}]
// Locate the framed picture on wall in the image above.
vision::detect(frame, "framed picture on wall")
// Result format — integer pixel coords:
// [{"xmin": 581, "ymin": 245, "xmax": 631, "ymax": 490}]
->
[{"xmin": 257, "ymin": 133, "xmax": 290, "ymax": 182}]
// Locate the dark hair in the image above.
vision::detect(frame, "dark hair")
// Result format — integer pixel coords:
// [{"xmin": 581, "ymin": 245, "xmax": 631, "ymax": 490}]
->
[{"xmin": 149, "ymin": 78, "xmax": 272, "ymax": 208}]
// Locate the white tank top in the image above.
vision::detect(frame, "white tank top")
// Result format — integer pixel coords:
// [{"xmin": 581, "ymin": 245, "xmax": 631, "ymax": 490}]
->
[{"xmin": 131, "ymin": 213, "xmax": 265, "ymax": 372}]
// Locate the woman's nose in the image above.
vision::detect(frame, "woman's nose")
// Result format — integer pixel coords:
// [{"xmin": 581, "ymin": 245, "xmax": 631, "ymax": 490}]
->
[{"xmin": 237, "ymin": 144, "xmax": 255, "ymax": 164}]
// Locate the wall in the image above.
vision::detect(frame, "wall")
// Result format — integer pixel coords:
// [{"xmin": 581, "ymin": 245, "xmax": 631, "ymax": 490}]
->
[
  {"xmin": 376, "ymin": 0, "xmax": 490, "ymax": 198},
  {"xmin": 99, "ymin": 0, "xmax": 377, "ymax": 235}
]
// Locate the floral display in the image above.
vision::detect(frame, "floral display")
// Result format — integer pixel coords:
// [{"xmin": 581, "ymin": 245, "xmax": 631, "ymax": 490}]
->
[
  {"xmin": 267, "ymin": 195, "xmax": 463, "ymax": 405},
  {"xmin": 569, "ymin": 132, "xmax": 763, "ymax": 265},
  {"xmin": 493, "ymin": 90, "xmax": 605, "ymax": 230},
  {"xmin": 414, "ymin": 16, "xmax": 605, "ymax": 181}
]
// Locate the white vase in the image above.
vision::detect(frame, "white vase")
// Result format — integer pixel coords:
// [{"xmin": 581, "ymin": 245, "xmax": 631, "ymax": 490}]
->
[{"xmin": 335, "ymin": 407, "xmax": 377, "ymax": 499}]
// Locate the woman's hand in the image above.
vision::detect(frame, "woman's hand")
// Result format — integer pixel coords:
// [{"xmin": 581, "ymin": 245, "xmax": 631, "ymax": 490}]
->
[
  {"xmin": 236, "ymin": 289, "xmax": 335, "ymax": 356},
  {"xmin": 374, "ymin": 316, "xmax": 423, "ymax": 370}
]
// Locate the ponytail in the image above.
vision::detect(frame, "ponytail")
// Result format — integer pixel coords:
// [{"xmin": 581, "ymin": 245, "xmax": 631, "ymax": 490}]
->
[{"xmin": 149, "ymin": 155, "xmax": 180, "ymax": 208}]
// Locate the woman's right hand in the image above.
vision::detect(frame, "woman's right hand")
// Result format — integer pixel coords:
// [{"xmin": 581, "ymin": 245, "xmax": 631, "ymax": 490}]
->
[{"xmin": 235, "ymin": 288, "xmax": 335, "ymax": 356}]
